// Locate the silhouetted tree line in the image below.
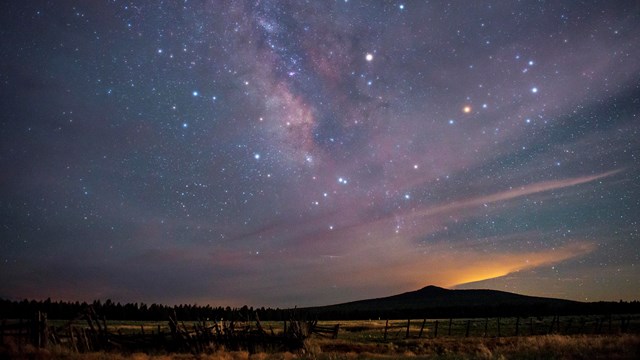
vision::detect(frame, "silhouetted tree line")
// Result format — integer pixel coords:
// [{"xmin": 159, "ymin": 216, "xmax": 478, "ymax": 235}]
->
[
  {"xmin": 0, "ymin": 298, "xmax": 286, "ymax": 321},
  {"xmin": 1, "ymin": 297, "xmax": 639, "ymax": 321}
]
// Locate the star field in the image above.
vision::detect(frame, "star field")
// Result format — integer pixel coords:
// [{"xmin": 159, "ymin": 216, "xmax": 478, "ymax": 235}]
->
[{"xmin": 1, "ymin": 1, "xmax": 639, "ymax": 307}]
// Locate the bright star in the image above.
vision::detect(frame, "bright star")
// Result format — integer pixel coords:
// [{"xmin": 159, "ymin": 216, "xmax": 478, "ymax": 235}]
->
[
  {"xmin": 463, "ymin": 105, "xmax": 472, "ymax": 113},
  {"xmin": 192, "ymin": 91, "xmax": 199, "ymax": 97},
  {"xmin": 254, "ymin": 153, "xmax": 261, "ymax": 160},
  {"xmin": 365, "ymin": 53, "xmax": 373, "ymax": 62},
  {"xmin": 531, "ymin": 87, "xmax": 538, "ymax": 93}
]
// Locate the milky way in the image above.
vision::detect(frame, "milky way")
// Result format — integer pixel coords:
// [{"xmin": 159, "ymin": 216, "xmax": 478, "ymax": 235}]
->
[{"xmin": 1, "ymin": 1, "xmax": 639, "ymax": 307}]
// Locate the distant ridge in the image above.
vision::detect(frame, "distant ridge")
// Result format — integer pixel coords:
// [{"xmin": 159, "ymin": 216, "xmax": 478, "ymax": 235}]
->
[{"xmin": 299, "ymin": 285, "xmax": 581, "ymax": 319}]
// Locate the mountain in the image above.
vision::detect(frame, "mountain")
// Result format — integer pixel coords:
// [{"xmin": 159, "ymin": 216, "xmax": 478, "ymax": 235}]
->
[{"xmin": 299, "ymin": 286, "xmax": 582, "ymax": 319}]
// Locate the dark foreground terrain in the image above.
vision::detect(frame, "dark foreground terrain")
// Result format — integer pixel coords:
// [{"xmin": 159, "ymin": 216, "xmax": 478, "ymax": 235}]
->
[{"xmin": 3, "ymin": 333, "xmax": 640, "ymax": 360}]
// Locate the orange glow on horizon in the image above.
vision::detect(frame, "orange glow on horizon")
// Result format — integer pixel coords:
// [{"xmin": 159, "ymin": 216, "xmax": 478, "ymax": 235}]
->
[{"xmin": 443, "ymin": 242, "xmax": 597, "ymax": 287}]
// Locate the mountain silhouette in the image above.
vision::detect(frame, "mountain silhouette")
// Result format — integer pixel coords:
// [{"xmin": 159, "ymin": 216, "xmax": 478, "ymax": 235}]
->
[{"xmin": 300, "ymin": 285, "xmax": 581, "ymax": 319}]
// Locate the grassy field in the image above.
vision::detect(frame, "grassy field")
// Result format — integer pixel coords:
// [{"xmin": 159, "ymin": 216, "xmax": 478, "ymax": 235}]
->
[
  {"xmin": 3, "ymin": 334, "xmax": 640, "ymax": 359},
  {"xmin": 45, "ymin": 314, "xmax": 640, "ymax": 339},
  {"xmin": 4, "ymin": 317, "xmax": 640, "ymax": 359}
]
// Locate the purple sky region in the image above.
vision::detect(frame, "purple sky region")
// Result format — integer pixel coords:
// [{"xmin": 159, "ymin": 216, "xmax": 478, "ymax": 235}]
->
[{"xmin": 1, "ymin": 1, "xmax": 639, "ymax": 307}]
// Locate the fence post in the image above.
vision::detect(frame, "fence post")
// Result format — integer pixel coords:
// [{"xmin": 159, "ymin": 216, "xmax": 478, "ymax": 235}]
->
[
  {"xmin": 484, "ymin": 318, "xmax": 488, "ymax": 337},
  {"xmin": 465, "ymin": 320, "xmax": 470, "ymax": 337},
  {"xmin": 18, "ymin": 318, "xmax": 23, "ymax": 352},
  {"xmin": 40, "ymin": 312, "xmax": 48, "ymax": 348},
  {"xmin": 530, "ymin": 317, "xmax": 534, "ymax": 335},
  {"xmin": 32, "ymin": 312, "xmax": 41, "ymax": 348},
  {"xmin": 548, "ymin": 316, "xmax": 554, "ymax": 334},
  {"xmin": 405, "ymin": 319, "xmax": 411, "ymax": 338},
  {"xmin": 69, "ymin": 325, "xmax": 77, "ymax": 352},
  {"xmin": 418, "ymin": 319, "xmax": 426, "ymax": 338},
  {"xmin": 434, "ymin": 320, "xmax": 438, "ymax": 338},
  {"xmin": 497, "ymin": 317, "xmax": 501, "ymax": 337},
  {"xmin": 448, "ymin": 318, "xmax": 452, "ymax": 336},
  {"xmin": 515, "ymin": 316, "xmax": 520, "ymax": 337},
  {"xmin": 383, "ymin": 319, "xmax": 389, "ymax": 340}
]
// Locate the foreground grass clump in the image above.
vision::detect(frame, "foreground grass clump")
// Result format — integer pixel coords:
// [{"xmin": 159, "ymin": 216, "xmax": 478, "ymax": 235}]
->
[{"xmin": 2, "ymin": 334, "xmax": 639, "ymax": 359}]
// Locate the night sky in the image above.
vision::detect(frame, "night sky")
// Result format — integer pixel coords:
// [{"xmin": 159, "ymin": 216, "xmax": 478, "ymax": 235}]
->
[{"xmin": 1, "ymin": 1, "xmax": 639, "ymax": 308}]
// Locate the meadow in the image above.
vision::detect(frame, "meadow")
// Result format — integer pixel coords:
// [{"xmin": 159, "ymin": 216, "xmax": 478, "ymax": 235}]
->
[{"xmin": 3, "ymin": 316, "xmax": 640, "ymax": 359}]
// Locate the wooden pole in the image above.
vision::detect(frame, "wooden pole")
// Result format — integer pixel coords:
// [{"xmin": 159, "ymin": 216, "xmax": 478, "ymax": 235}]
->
[
  {"xmin": 465, "ymin": 320, "xmax": 470, "ymax": 337},
  {"xmin": 18, "ymin": 318, "xmax": 23, "ymax": 352},
  {"xmin": 41, "ymin": 312, "xmax": 48, "ymax": 348},
  {"xmin": 34, "ymin": 312, "xmax": 41, "ymax": 348},
  {"xmin": 484, "ymin": 318, "xmax": 488, "ymax": 337},
  {"xmin": 418, "ymin": 319, "xmax": 426, "ymax": 338},
  {"xmin": 83, "ymin": 328, "xmax": 91, "ymax": 352},
  {"xmin": 383, "ymin": 319, "xmax": 389, "ymax": 340},
  {"xmin": 530, "ymin": 317, "xmax": 534, "ymax": 335},
  {"xmin": 515, "ymin": 316, "xmax": 520, "ymax": 337},
  {"xmin": 497, "ymin": 317, "xmax": 501, "ymax": 337},
  {"xmin": 448, "ymin": 318, "xmax": 452, "ymax": 336},
  {"xmin": 405, "ymin": 319, "xmax": 410, "ymax": 338},
  {"xmin": 69, "ymin": 325, "xmax": 77, "ymax": 352},
  {"xmin": 434, "ymin": 320, "xmax": 439, "ymax": 338}
]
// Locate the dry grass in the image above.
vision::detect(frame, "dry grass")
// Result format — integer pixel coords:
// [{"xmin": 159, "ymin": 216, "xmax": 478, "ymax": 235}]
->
[{"xmin": 2, "ymin": 334, "xmax": 639, "ymax": 360}]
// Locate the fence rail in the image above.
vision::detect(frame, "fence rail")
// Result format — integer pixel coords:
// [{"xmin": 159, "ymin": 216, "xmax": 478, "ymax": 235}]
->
[
  {"xmin": 370, "ymin": 314, "xmax": 639, "ymax": 340},
  {"xmin": 2, "ymin": 312, "xmax": 639, "ymax": 354}
]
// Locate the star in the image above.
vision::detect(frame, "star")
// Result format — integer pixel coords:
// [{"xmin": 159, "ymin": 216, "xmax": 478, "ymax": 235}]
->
[{"xmin": 2, "ymin": 0, "xmax": 638, "ymax": 309}]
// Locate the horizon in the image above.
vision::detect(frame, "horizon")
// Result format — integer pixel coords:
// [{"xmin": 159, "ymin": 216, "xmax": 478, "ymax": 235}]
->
[
  {"xmin": 2, "ymin": 283, "xmax": 638, "ymax": 310},
  {"xmin": 1, "ymin": 1, "xmax": 639, "ymax": 308}
]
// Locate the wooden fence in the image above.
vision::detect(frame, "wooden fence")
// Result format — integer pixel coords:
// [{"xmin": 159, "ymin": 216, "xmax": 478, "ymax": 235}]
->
[
  {"xmin": 1, "ymin": 310, "xmax": 339, "ymax": 354},
  {"xmin": 2, "ymin": 312, "xmax": 638, "ymax": 354},
  {"xmin": 377, "ymin": 314, "xmax": 638, "ymax": 340}
]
